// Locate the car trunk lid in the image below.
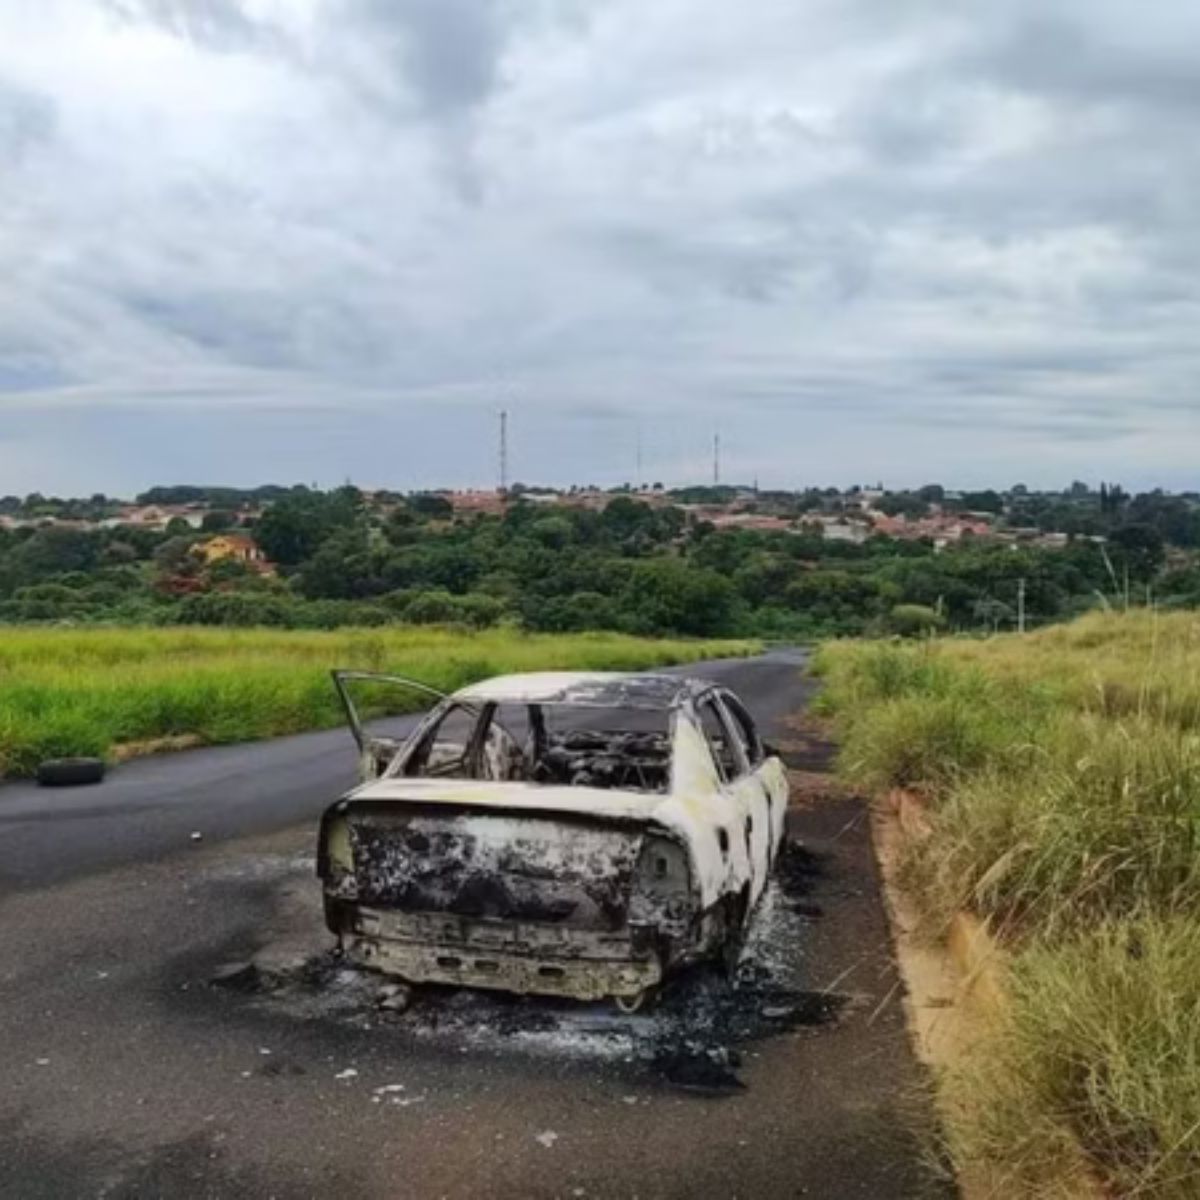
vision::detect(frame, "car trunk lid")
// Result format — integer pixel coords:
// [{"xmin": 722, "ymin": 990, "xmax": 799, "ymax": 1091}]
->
[{"xmin": 333, "ymin": 801, "xmax": 650, "ymax": 930}]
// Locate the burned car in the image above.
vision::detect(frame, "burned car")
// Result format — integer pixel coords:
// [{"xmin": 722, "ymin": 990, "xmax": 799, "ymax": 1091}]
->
[{"xmin": 317, "ymin": 671, "xmax": 789, "ymax": 1008}]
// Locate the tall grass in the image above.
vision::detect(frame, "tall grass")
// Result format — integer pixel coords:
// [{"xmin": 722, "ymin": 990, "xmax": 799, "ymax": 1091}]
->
[
  {"xmin": 0, "ymin": 625, "xmax": 757, "ymax": 777},
  {"xmin": 819, "ymin": 610, "xmax": 1200, "ymax": 1197},
  {"xmin": 816, "ymin": 638, "xmax": 1056, "ymax": 795},
  {"xmin": 905, "ymin": 714, "xmax": 1200, "ymax": 937},
  {"xmin": 945, "ymin": 918, "xmax": 1200, "ymax": 1200}
]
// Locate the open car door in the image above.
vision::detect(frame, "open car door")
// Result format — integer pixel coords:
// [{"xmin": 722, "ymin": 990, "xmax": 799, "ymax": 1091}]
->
[{"xmin": 331, "ymin": 670, "xmax": 452, "ymax": 783}]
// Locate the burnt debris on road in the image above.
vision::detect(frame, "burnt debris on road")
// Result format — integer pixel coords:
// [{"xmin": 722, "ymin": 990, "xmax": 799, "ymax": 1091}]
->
[{"xmin": 210, "ymin": 838, "xmax": 846, "ymax": 1095}]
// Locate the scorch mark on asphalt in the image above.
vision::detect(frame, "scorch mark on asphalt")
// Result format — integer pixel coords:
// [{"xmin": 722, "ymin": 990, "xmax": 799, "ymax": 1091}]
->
[{"xmin": 204, "ymin": 840, "xmax": 850, "ymax": 1094}]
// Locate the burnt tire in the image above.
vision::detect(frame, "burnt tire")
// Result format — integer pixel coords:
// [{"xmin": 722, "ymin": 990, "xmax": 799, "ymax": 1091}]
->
[
  {"xmin": 36, "ymin": 756, "xmax": 106, "ymax": 787},
  {"xmin": 719, "ymin": 893, "xmax": 749, "ymax": 980}
]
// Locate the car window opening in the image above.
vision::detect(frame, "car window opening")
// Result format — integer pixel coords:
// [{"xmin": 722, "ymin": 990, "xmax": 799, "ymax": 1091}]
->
[
  {"xmin": 395, "ymin": 701, "xmax": 673, "ymax": 793},
  {"xmin": 697, "ymin": 698, "xmax": 739, "ymax": 781}
]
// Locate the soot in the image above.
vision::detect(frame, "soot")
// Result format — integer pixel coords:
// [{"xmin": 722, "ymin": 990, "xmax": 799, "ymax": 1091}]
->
[{"xmin": 209, "ymin": 839, "xmax": 845, "ymax": 1096}]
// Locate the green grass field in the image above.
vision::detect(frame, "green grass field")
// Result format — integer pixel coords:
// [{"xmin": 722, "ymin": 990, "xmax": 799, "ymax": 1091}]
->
[
  {"xmin": 0, "ymin": 625, "xmax": 758, "ymax": 777},
  {"xmin": 817, "ymin": 611, "xmax": 1200, "ymax": 1199}
]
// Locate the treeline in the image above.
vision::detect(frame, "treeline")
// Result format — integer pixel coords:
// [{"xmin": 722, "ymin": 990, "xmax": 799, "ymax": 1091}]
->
[{"xmin": 2, "ymin": 485, "xmax": 1198, "ymax": 636}]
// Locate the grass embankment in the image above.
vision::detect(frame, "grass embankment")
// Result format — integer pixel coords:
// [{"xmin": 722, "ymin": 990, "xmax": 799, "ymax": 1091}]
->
[
  {"xmin": 0, "ymin": 625, "xmax": 757, "ymax": 778},
  {"xmin": 816, "ymin": 611, "xmax": 1200, "ymax": 1199}
]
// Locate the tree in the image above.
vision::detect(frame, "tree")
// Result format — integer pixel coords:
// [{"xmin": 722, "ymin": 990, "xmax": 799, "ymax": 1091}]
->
[
  {"xmin": 153, "ymin": 536, "xmax": 196, "ymax": 572},
  {"xmin": 619, "ymin": 559, "xmax": 737, "ymax": 636},
  {"xmin": 875, "ymin": 492, "xmax": 930, "ymax": 519},
  {"xmin": 599, "ymin": 496, "xmax": 656, "ymax": 542},
  {"xmin": 201, "ymin": 510, "xmax": 236, "ymax": 532},
  {"xmin": 100, "ymin": 541, "xmax": 138, "ymax": 566},
  {"xmin": 207, "ymin": 558, "xmax": 255, "ymax": 586},
  {"xmin": 1108, "ymin": 523, "xmax": 1165, "ymax": 584},
  {"xmin": 407, "ymin": 493, "xmax": 453, "ymax": 520},
  {"xmin": 973, "ymin": 598, "xmax": 1015, "ymax": 633},
  {"xmin": 295, "ymin": 528, "xmax": 372, "ymax": 599},
  {"xmin": 957, "ymin": 490, "xmax": 1003, "ymax": 515},
  {"xmin": 255, "ymin": 493, "xmax": 344, "ymax": 565},
  {"xmin": 529, "ymin": 516, "xmax": 574, "ymax": 550},
  {"xmin": 13, "ymin": 527, "xmax": 101, "ymax": 577}
]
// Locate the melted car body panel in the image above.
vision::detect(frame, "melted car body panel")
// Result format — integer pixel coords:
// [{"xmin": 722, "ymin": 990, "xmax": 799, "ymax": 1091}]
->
[{"xmin": 318, "ymin": 670, "xmax": 789, "ymax": 1000}]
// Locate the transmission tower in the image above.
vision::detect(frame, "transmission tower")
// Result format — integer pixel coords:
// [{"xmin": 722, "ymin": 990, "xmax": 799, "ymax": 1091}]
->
[{"xmin": 499, "ymin": 409, "xmax": 509, "ymax": 493}]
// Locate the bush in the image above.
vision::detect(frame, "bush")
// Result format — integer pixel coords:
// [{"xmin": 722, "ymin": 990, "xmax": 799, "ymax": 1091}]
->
[
  {"xmin": 173, "ymin": 592, "xmax": 294, "ymax": 627},
  {"xmin": 886, "ymin": 603, "xmax": 946, "ymax": 637},
  {"xmin": 401, "ymin": 590, "xmax": 460, "ymax": 624}
]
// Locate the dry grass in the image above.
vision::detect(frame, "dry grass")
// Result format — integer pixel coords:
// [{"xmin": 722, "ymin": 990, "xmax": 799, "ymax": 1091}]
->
[{"xmin": 818, "ymin": 611, "xmax": 1200, "ymax": 1198}]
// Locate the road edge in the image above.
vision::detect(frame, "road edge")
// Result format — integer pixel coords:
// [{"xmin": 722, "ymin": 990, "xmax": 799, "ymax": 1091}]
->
[{"xmin": 870, "ymin": 791, "xmax": 1107, "ymax": 1200}]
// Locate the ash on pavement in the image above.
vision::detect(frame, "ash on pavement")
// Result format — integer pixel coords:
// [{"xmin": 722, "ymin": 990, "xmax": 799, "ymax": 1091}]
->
[{"xmin": 209, "ymin": 838, "xmax": 848, "ymax": 1094}]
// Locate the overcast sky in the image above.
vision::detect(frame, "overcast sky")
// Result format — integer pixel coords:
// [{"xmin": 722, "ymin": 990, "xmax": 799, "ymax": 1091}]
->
[{"xmin": 1, "ymin": 0, "xmax": 1198, "ymax": 496}]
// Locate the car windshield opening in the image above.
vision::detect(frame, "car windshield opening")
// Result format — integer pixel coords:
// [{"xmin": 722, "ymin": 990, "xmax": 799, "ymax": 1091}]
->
[{"xmin": 396, "ymin": 701, "xmax": 672, "ymax": 793}]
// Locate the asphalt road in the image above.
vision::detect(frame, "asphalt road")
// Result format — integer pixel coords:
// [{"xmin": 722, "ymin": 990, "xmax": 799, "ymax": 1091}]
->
[
  {"xmin": 0, "ymin": 715, "xmax": 416, "ymax": 893},
  {"xmin": 0, "ymin": 651, "xmax": 949, "ymax": 1199}
]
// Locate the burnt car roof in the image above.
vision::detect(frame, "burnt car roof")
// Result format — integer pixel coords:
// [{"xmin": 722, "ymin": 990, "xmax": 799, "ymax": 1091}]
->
[{"xmin": 453, "ymin": 671, "xmax": 714, "ymax": 709}]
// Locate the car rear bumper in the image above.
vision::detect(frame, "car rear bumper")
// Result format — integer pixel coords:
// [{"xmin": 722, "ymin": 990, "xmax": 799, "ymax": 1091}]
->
[{"xmin": 336, "ymin": 904, "xmax": 664, "ymax": 1001}]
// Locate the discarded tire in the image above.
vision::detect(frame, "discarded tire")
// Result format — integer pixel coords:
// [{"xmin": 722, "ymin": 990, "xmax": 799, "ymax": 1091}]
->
[{"xmin": 36, "ymin": 757, "xmax": 106, "ymax": 787}]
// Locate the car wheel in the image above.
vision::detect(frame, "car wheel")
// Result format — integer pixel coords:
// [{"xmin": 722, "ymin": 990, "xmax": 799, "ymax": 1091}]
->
[{"xmin": 36, "ymin": 757, "xmax": 106, "ymax": 787}]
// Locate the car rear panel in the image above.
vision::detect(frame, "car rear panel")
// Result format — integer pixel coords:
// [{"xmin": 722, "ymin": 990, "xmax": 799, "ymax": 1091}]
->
[
  {"xmin": 341, "ymin": 807, "xmax": 644, "ymax": 928},
  {"xmin": 320, "ymin": 800, "xmax": 676, "ymax": 998}
]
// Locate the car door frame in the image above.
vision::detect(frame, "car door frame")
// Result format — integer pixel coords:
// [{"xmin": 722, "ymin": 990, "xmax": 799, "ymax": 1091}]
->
[
  {"xmin": 330, "ymin": 670, "xmax": 455, "ymax": 782},
  {"xmin": 690, "ymin": 688, "xmax": 766, "ymax": 915},
  {"xmin": 710, "ymin": 689, "xmax": 781, "ymax": 906}
]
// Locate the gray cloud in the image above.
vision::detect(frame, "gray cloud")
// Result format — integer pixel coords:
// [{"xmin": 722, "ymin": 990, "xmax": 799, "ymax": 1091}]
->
[
  {"xmin": 0, "ymin": 78, "xmax": 56, "ymax": 164},
  {"xmin": 0, "ymin": 0, "xmax": 1197, "ymax": 494},
  {"xmin": 359, "ymin": 0, "xmax": 507, "ymax": 117},
  {"xmin": 975, "ymin": 13, "xmax": 1200, "ymax": 113}
]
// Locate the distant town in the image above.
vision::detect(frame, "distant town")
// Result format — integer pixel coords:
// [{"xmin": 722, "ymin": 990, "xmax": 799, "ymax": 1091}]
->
[
  {"xmin": 1, "ymin": 480, "xmax": 1195, "ymax": 638},
  {"xmin": 2, "ymin": 479, "xmax": 1177, "ymax": 549}
]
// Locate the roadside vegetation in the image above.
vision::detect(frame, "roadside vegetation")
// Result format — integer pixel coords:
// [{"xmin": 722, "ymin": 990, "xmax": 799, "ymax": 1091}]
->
[
  {"xmin": 0, "ymin": 626, "xmax": 756, "ymax": 778},
  {"xmin": 817, "ymin": 610, "xmax": 1200, "ymax": 1199}
]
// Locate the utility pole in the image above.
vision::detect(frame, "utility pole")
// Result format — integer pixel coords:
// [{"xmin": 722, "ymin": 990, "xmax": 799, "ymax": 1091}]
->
[
  {"xmin": 712, "ymin": 432, "xmax": 721, "ymax": 486},
  {"xmin": 498, "ymin": 409, "xmax": 509, "ymax": 494},
  {"xmin": 1017, "ymin": 577, "xmax": 1026, "ymax": 633}
]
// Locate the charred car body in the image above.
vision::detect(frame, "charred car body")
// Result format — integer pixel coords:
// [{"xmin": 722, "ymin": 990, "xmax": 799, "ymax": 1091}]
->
[{"xmin": 318, "ymin": 671, "xmax": 789, "ymax": 1006}]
